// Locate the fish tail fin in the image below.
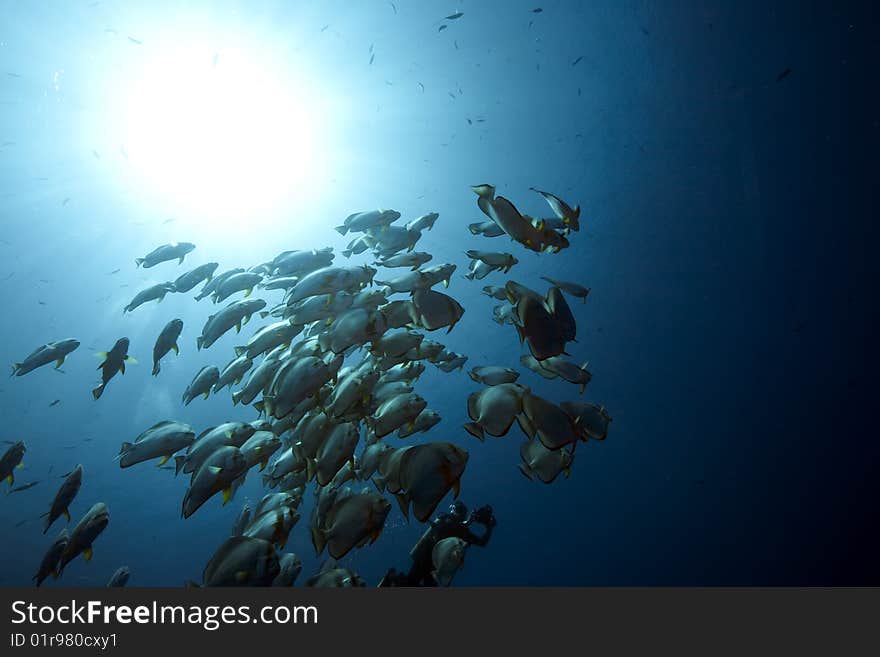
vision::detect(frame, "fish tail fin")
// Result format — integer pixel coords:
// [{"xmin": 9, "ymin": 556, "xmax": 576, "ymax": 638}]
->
[
  {"xmin": 92, "ymin": 384, "xmax": 104, "ymax": 400},
  {"xmin": 135, "ymin": 258, "xmax": 144, "ymax": 267},
  {"xmin": 196, "ymin": 337, "xmax": 203, "ymax": 351},
  {"xmin": 335, "ymin": 225, "xmax": 349, "ymax": 235},
  {"xmin": 463, "ymin": 422, "xmax": 485, "ymax": 442},
  {"xmin": 394, "ymin": 492, "xmax": 410, "ymax": 520},
  {"xmin": 518, "ymin": 463, "xmax": 534, "ymax": 481},
  {"xmin": 152, "ymin": 362, "xmax": 160, "ymax": 376},
  {"xmin": 174, "ymin": 455, "xmax": 185, "ymax": 476},
  {"xmin": 231, "ymin": 391, "xmax": 241, "ymax": 406},
  {"xmin": 311, "ymin": 526, "xmax": 327, "ymax": 556},
  {"xmin": 10, "ymin": 363, "xmax": 19, "ymax": 377},
  {"xmin": 117, "ymin": 442, "xmax": 132, "ymax": 461},
  {"xmin": 233, "ymin": 346, "xmax": 247, "ymax": 357}
]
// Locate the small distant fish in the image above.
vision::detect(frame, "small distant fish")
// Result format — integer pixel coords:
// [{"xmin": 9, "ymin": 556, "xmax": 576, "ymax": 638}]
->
[
  {"xmin": 438, "ymin": 25, "xmax": 448, "ymax": 32},
  {"xmin": 577, "ymin": 87, "xmax": 582, "ymax": 96},
  {"xmin": 445, "ymin": 12, "xmax": 463, "ymax": 20},
  {"xmin": 454, "ymin": 40, "xmax": 459, "ymax": 50},
  {"xmin": 466, "ymin": 118, "xmax": 472, "ymax": 125},
  {"xmin": 127, "ymin": 36, "xmax": 142, "ymax": 45},
  {"xmin": 476, "ymin": 117, "xmax": 485, "ymax": 123},
  {"xmin": 369, "ymin": 43, "xmax": 374, "ymax": 53},
  {"xmin": 641, "ymin": 26, "xmax": 650, "ymax": 36},
  {"xmin": 39, "ymin": 278, "xmax": 50, "ymax": 283},
  {"xmin": 320, "ymin": 24, "xmax": 329, "ymax": 32},
  {"xmin": 14, "ymin": 518, "xmax": 30, "ymax": 528},
  {"xmin": 38, "ymin": 301, "xmax": 46, "ymax": 306},
  {"xmin": 161, "ymin": 218, "xmax": 175, "ymax": 224},
  {"xmin": 119, "ymin": 145, "xmax": 128, "ymax": 159},
  {"xmin": 2, "ymin": 272, "xmax": 14, "ymax": 281},
  {"xmin": 92, "ymin": 149, "xmax": 100, "ymax": 158},
  {"xmin": 417, "ymin": 82, "xmax": 425, "ymax": 92},
  {"xmin": 571, "ymin": 56, "xmax": 583, "ymax": 67},
  {"xmin": 369, "ymin": 53, "xmax": 375, "ymax": 65},
  {"xmin": 63, "ymin": 445, "xmax": 77, "ymax": 450},
  {"xmin": 6, "ymin": 72, "xmax": 22, "ymax": 78},
  {"xmin": 49, "ymin": 400, "xmax": 61, "ymax": 407},
  {"xmin": 389, "ymin": 1, "xmax": 397, "ymax": 14},
  {"xmin": 447, "ymin": 92, "xmax": 456, "ymax": 99},
  {"xmin": 104, "ymin": 28, "xmax": 117, "ymax": 35},
  {"xmin": 107, "ymin": 269, "xmax": 120, "ymax": 275},
  {"xmin": 531, "ymin": 7, "xmax": 543, "ymax": 12},
  {"xmin": 61, "ymin": 197, "xmax": 70, "ymax": 206},
  {"xmin": 8, "ymin": 481, "xmax": 39, "ymax": 494},
  {"xmin": 1, "ymin": 141, "xmax": 15, "ymax": 146},
  {"xmin": 775, "ymin": 67, "xmax": 792, "ymax": 83},
  {"xmin": 212, "ymin": 53, "xmax": 218, "ymax": 68}
]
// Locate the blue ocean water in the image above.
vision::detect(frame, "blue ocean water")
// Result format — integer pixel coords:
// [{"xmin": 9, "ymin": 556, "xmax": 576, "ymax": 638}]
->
[{"xmin": 0, "ymin": 0, "xmax": 875, "ymax": 587}]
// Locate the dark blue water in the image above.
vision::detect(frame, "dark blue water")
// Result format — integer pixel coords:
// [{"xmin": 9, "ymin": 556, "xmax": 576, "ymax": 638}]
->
[{"xmin": 0, "ymin": 0, "xmax": 875, "ymax": 586}]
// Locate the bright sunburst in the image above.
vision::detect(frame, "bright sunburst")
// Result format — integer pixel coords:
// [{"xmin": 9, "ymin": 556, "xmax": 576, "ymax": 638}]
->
[{"xmin": 121, "ymin": 44, "xmax": 324, "ymax": 224}]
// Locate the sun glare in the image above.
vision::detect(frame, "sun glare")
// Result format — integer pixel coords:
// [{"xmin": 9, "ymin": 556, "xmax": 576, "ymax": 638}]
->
[{"xmin": 121, "ymin": 45, "xmax": 323, "ymax": 224}]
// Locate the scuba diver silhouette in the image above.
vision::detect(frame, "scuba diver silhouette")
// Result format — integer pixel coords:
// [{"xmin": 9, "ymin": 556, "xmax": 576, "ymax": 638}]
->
[{"xmin": 379, "ymin": 501, "xmax": 496, "ymax": 587}]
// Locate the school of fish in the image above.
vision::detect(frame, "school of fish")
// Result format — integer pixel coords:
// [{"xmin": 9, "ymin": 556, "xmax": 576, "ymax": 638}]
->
[{"xmin": 6, "ymin": 183, "xmax": 611, "ymax": 587}]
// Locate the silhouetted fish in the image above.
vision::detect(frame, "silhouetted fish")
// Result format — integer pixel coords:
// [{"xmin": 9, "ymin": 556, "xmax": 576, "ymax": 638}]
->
[{"xmin": 775, "ymin": 67, "xmax": 792, "ymax": 83}]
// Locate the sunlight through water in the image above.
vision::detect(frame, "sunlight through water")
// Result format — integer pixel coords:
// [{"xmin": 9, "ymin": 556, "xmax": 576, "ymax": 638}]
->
[{"xmin": 118, "ymin": 43, "xmax": 327, "ymax": 228}]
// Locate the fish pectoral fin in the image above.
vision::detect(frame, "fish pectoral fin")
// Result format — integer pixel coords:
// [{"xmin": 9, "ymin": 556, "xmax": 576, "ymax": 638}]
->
[
  {"xmin": 84, "ymin": 547, "xmax": 93, "ymax": 561},
  {"xmin": 118, "ymin": 362, "xmax": 125, "ymax": 375},
  {"xmin": 54, "ymin": 357, "xmax": 66, "ymax": 368}
]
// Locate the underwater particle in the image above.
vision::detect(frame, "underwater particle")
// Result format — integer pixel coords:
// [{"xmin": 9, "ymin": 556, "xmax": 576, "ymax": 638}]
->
[
  {"xmin": 775, "ymin": 67, "xmax": 792, "ymax": 83},
  {"xmin": 571, "ymin": 55, "xmax": 583, "ymax": 67}
]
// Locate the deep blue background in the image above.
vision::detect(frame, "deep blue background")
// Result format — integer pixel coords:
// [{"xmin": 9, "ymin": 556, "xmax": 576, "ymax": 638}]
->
[{"xmin": 0, "ymin": 0, "xmax": 876, "ymax": 586}]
